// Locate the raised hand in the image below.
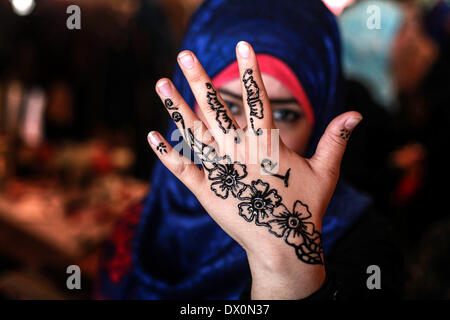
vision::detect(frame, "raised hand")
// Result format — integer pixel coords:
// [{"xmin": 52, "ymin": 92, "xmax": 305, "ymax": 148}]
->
[{"xmin": 147, "ymin": 42, "xmax": 362, "ymax": 299}]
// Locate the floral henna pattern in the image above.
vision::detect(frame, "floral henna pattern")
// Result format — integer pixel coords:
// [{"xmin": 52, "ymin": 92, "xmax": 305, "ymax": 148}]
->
[
  {"xmin": 237, "ymin": 179, "xmax": 282, "ymax": 226},
  {"xmin": 209, "ymin": 162, "xmax": 248, "ymax": 199},
  {"xmin": 266, "ymin": 201, "xmax": 323, "ymax": 264},
  {"xmin": 161, "ymin": 93, "xmax": 323, "ymax": 265}
]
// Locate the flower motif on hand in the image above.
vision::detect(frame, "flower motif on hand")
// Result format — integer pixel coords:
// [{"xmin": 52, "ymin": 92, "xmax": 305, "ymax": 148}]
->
[
  {"xmin": 237, "ymin": 179, "xmax": 282, "ymax": 226},
  {"xmin": 266, "ymin": 200, "xmax": 323, "ymax": 264},
  {"xmin": 209, "ymin": 162, "xmax": 248, "ymax": 199}
]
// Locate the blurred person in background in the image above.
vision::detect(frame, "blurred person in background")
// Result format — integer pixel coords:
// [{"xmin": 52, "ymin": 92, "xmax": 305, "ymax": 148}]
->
[
  {"xmin": 96, "ymin": 0, "xmax": 402, "ymax": 300},
  {"xmin": 340, "ymin": 1, "xmax": 450, "ymax": 299},
  {"xmin": 338, "ymin": 0, "xmax": 440, "ymax": 247},
  {"xmin": 403, "ymin": 0, "xmax": 450, "ymax": 299}
]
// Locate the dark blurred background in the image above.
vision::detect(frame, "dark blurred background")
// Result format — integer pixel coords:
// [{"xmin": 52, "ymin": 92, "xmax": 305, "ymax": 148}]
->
[{"xmin": 0, "ymin": 0, "xmax": 449, "ymax": 299}]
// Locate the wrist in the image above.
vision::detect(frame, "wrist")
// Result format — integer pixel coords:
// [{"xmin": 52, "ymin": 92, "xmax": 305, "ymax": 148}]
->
[{"xmin": 247, "ymin": 250, "xmax": 326, "ymax": 300}]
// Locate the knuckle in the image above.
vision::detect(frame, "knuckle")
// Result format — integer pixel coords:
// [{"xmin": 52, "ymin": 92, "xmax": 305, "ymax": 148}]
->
[
  {"xmin": 313, "ymin": 155, "xmax": 340, "ymax": 180},
  {"xmin": 188, "ymin": 71, "xmax": 206, "ymax": 85},
  {"xmin": 173, "ymin": 159, "xmax": 188, "ymax": 177},
  {"xmin": 324, "ymin": 163, "xmax": 340, "ymax": 180}
]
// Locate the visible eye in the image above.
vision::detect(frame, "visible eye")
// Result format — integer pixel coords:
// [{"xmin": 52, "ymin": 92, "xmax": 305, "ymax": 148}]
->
[
  {"xmin": 225, "ymin": 100, "xmax": 242, "ymax": 116},
  {"xmin": 273, "ymin": 109, "xmax": 303, "ymax": 123}
]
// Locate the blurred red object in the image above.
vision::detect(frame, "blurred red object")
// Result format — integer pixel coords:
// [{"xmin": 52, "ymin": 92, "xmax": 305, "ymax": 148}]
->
[{"xmin": 92, "ymin": 143, "xmax": 114, "ymax": 174}]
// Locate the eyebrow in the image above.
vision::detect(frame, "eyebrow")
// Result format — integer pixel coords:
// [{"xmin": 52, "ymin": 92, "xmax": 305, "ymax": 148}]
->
[{"xmin": 218, "ymin": 88, "xmax": 299, "ymax": 105}]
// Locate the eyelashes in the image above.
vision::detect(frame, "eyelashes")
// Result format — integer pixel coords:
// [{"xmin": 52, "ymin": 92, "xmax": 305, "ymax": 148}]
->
[
  {"xmin": 226, "ymin": 100, "xmax": 243, "ymax": 116},
  {"xmin": 273, "ymin": 109, "xmax": 303, "ymax": 123}
]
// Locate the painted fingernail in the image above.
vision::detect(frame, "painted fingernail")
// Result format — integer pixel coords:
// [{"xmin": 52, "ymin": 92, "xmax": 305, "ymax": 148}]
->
[
  {"xmin": 157, "ymin": 80, "xmax": 172, "ymax": 97},
  {"xmin": 344, "ymin": 117, "xmax": 363, "ymax": 130},
  {"xmin": 178, "ymin": 52, "xmax": 195, "ymax": 69},
  {"xmin": 237, "ymin": 41, "xmax": 250, "ymax": 58},
  {"xmin": 148, "ymin": 131, "xmax": 162, "ymax": 147}
]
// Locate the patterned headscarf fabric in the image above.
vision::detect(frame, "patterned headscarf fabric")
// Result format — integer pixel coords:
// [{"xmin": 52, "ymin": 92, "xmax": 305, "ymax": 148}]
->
[{"xmin": 98, "ymin": 0, "xmax": 371, "ymax": 299}]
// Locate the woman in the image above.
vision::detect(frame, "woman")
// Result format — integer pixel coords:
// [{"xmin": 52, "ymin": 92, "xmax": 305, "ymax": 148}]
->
[
  {"xmin": 340, "ymin": 0, "xmax": 437, "ymax": 112},
  {"xmin": 339, "ymin": 0, "xmax": 440, "ymax": 248},
  {"xmin": 96, "ymin": 0, "xmax": 402, "ymax": 299}
]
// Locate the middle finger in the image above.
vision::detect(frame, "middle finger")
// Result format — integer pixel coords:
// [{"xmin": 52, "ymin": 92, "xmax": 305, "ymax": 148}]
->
[{"xmin": 177, "ymin": 50, "xmax": 241, "ymax": 145}]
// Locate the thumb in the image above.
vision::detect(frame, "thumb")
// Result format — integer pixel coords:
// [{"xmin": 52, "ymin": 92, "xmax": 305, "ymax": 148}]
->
[{"xmin": 310, "ymin": 111, "xmax": 363, "ymax": 178}]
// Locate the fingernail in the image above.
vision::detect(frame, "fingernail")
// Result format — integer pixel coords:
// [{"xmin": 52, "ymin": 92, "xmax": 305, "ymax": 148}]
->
[
  {"xmin": 344, "ymin": 117, "xmax": 363, "ymax": 130},
  {"xmin": 148, "ymin": 131, "xmax": 162, "ymax": 147},
  {"xmin": 237, "ymin": 41, "xmax": 250, "ymax": 58},
  {"xmin": 157, "ymin": 80, "xmax": 172, "ymax": 97},
  {"xmin": 178, "ymin": 52, "xmax": 195, "ymax": 69}
]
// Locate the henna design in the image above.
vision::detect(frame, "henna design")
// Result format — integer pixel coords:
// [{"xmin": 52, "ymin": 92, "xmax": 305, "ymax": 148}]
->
[
  {"xmin": 164, "ymin": 98, "xmax": 178, "ymax": 111},
  {"xmin": 156, "ymin": 142, "xmax": 167, "ymax": 154},
  {"xmin": 261, "ymin": 159, "xmax": 291, "ymax": 187},
  {"xmin": 237, "ymin": 180, "xmax": 282, "ymax": 226},
  {"xmin": 266, "ymin": 201, "xmax": 323, "ymax": 264},
  {"xmin": 295, "ymin": 231, "xmax": 323, "ymax": 265},
  {"xmin": 340, "ymin": 128, "xmax": 351, "ymax": 140},
  {"xmin": 171, "ymin": 111, "xmax": 190, "ymax": 147},
  {"xmin": 242, "ymin": 69, "xmax": 264, "ymax": 136},
  {"xmin": 187, "ymin": 128, "xmax": 222, "ymax": 169},
  {"xmin": 208, "ymin": 162, "xmax": 248, "ymax": 199},
  {"xmin": 161, "ymin": 88, "xmax": 322, "ymax": 265},
  {"xmin": 183, "ymin": 107, "xmax": 322, "ymax": 263},
  {"xmin": 171, "ymin": 111, "xmax": 183, "ymax": 123},
  {"xmin": 205, "ymin": 83, "xmax": 240, "ymax": 143}
]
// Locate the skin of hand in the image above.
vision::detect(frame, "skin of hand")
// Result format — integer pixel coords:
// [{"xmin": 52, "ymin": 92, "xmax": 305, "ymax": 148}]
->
[{"xmin": 147, "ymin": 41, "xmax": 362, "ymax": 299}]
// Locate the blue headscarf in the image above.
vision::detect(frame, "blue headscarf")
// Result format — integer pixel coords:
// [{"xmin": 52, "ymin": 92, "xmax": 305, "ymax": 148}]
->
[{"xmin": 106, "ymin": 0, "xmax": 371, "ymax": 300}]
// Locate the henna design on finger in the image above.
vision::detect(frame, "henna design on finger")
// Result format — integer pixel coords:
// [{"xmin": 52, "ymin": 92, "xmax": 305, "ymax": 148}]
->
[
  {"xmin": 171, "ymin": 111, "xmax": 183, "ymax": 123},
  {"xmin": 156, "ymin": 142, "xmax": 167, "ymax": 154},
  {"xmin": 164, "ymin": 98, "xmax": 178, "ymax": 111},
  {"xmin": 187, "ymin": 127, "xmax": 222, "ymax": 168},
  {"xmin": 340, "ymin": 128, "xmax": 351, "ymax": 140},
  {"xmin": 161, "ymin": 95, "xmax": 221, "ymax": 170},
  {"xmin": 205, "ymin": 83, "xmax": 240, "ymax": 143},
  {"xmin": 261, "ymin": 159, "xmax": 291, "ymax": 187},
  {"xmin": 171, "ymin": 111, "xmax": 189, "ymax": 142},
  {"xmin": 243, "ymin": 69, "xmax": 264, "ymax": 136}
]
